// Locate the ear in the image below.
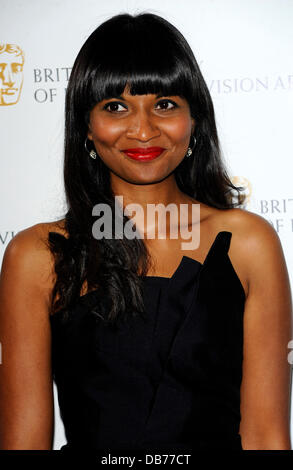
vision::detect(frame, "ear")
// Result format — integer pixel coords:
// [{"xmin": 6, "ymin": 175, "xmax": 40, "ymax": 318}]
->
[{"xmin": 87, "ymin": 129, "xmax": 93, "ymax": 140}]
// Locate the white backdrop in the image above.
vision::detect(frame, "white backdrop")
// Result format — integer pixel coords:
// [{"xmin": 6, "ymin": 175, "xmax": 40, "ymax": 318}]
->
[{"xmin": 1, "ymin": 0, "xmax": 293, "ymax": 450}]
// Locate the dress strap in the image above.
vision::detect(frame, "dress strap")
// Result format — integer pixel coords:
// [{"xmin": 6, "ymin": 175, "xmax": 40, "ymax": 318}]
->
[
  {"xmin": 203, "ymin": 231, "xmax": 232, "ymax": 266},
  {"xmin": 217, "ymin": 231, "xmax": 232, "ymax": 254}
]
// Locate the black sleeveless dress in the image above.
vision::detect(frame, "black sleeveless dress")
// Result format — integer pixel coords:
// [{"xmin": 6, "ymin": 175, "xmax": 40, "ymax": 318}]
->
[{"xmin": 50, "ymin": 231, "xmax": 246, "ymax": 451}]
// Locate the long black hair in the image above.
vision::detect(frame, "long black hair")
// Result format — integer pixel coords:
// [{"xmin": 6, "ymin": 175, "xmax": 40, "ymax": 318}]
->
[{"xmin": 48, "ymin": 12, "xmax": 244, "ymax": 324}]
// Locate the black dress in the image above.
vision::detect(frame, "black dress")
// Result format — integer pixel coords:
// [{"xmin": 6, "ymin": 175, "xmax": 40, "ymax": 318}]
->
[{"xmin": 50, "ymin": 231, "xmax": 245, "ymax": 451}]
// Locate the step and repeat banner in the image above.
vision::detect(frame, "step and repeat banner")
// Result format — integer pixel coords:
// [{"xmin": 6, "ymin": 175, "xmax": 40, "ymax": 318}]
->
[{"xmin": 1, "ymin": 0, "xmax": 293, "ymax": 450}]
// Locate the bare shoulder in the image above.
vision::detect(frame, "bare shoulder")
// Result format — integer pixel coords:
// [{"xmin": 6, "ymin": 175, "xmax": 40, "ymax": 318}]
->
[
  {"xmin": 197, "ymin": 206, "xmax": 286, "ymax": 299},
  {"xmin": 217, "ymin": 207, "xmax": 288, "ymax": 295},
  {"xmin": 1, "ymin": 219, "xmax": 67, "ymax": 296},
  {"xmin": 198, "ymin": 201, "xmax": 280, "ymax": 253},
  {"xmin": 219, "ymin": 207, "xmax": 281, "ymax": 253}
]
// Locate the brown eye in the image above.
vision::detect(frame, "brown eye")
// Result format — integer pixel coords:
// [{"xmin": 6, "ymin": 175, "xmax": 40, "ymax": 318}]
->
[
  {"xmin": 103, "ymin": 101, "xmax": 127, "ymax": 113},
  {"xmin": 156, "ymin": 99, "xmax": 177, "ymax": 110}
]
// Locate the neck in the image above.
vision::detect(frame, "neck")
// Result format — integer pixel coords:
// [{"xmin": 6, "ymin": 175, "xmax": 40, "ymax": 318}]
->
[
  {"xmin": 110, "ymin": 173, "xmax": 187, "ymax": 209},
  {"xmin": 110, "ymin": 173, "xmax": 195, "ymax": 239}
]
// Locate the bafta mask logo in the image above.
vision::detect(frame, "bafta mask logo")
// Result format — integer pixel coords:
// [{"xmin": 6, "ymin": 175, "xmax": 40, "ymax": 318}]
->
[
  {"xmin": 0, "ymin": 44, "xmax": 25, "ymax": 106},
  {"xmin": 231, "ymin": 176, "xmax": 252, "ymax": 207}
]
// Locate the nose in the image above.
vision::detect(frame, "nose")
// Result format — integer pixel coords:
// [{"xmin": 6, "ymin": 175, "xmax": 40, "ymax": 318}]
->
[
  {"xmin": 125, "ymin": 109, "xmax": 161, "ymax": 142},
  {"xmin": 2, "ymin": 64, "xmax": 14, "ymax": 87}
]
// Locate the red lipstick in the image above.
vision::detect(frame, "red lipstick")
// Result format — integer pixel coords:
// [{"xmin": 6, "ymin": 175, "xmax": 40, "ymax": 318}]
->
[{"xmin": 122, "ymin": 147, "xmax": 165, "ymax": 161}]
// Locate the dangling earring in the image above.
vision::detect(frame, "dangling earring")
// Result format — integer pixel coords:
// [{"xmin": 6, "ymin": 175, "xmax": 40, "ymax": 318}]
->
[
  {"xmin": 185, "ymin": 136, "xmax": 197, "ymax": 158},
  {"xmin": 84, "ymin": 137, "xmax": 97, "ymax": 159}
]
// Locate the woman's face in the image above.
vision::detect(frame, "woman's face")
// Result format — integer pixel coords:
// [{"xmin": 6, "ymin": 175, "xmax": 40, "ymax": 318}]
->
[{"xmin": 87, "ymin": 85, "xmax": 195, "ymax": 185}]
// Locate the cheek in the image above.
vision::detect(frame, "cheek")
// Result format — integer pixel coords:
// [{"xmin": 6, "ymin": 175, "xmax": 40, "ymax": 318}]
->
[
  {"xmin": 163, "ymin": 115, "xmax": 192, "ymax": 143},
  {"xmin": 90, "ymin": 118, "xmax": 123, "ymax": 145}
]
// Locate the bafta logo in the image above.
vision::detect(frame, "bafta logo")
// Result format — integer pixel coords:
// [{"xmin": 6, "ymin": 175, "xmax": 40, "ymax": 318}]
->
[
  {"xmin": 231, "ymin": 176, "xmax": 252, "ymax": 208},
  {"xmin": 0, "ymin": 44, "xmax": 25, "ymax": 106}
]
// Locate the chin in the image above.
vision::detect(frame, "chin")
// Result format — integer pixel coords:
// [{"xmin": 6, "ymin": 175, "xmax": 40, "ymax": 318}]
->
[{"xmin": 130, "ymin": 174, "xmax": 169, "ymax": 185}]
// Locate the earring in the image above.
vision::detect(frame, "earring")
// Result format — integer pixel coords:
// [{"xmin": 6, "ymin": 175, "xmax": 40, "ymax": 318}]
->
[
  {"xmin": 84, "ymin": 137, "xmax": 97, "ymax": 159},
  {"xmin": 185, "ymin": 136, "xmax": 197, "ymax": 158}
]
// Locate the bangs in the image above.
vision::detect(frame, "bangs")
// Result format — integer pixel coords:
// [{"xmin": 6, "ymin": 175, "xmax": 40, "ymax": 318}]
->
[
  {"xmin": 81, "ymin": 14, "xmax": 195, "ymax": 112},
  {"xmin": 88, "ymin": 61, "xmax": 192, "ymax": 104}
]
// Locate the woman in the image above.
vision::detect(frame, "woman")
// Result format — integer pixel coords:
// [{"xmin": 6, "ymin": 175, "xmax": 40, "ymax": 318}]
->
[{"xmin": 0, "ymin": 12, "xmax": 292, "ymax": 451}]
